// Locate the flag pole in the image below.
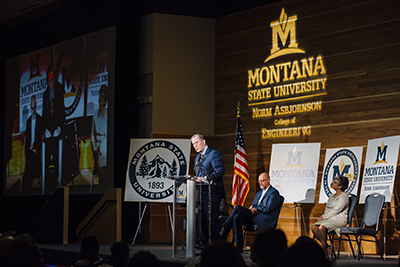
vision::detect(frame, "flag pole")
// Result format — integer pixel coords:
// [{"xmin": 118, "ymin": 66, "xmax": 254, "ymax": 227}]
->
[
  {"xmin": 232, "ymin": 101, "xmax": 250, "ymax": 207},
  {"xmin": 235, "ymin": 102, "xmax": 240, "ymax": 205}
]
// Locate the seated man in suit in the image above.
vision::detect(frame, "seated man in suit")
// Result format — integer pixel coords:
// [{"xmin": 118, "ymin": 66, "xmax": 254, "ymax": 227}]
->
[{"xmin": 220, "ymin": 172, "xmax": 281, "ymax": 253}]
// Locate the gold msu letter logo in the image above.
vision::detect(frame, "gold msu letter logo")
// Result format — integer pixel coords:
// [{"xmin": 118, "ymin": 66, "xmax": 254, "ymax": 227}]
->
[{"xmin": 248, "ymin": 8, "xmax": 328, "ymax": 139}]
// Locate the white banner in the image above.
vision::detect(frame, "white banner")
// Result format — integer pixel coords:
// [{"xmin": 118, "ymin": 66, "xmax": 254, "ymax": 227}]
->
[
  {"xmin": 124, "ymin": 139, "xmax": 191, "ymax": 203},
  {"xmin": 269, "ymin": 143, "xmax": 321, "ymax": 203},
  {"xmin": 319, "ymin": 147, "xmax": 363, "ymax": 203},
  {"xmin": 359, "ymin": 135, "xmax": 400, "ymax": 203}
]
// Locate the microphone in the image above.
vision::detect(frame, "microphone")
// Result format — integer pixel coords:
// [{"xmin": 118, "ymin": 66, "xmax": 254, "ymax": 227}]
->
[
  {"xmin": 194, "ymin": 154, "xmax": 204, "ymax": 171},
  {"xmin": 193, "ymin": 155, "xmax": 213, "ymax": 184},
  {"xmin": 193, "ymin": 156, "xmax": 200, "ymax": 172}
]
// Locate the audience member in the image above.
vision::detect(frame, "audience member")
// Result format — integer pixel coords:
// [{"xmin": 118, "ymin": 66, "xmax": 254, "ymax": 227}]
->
[
  {"xmin": 279, "ymin": 236, "xmax": 330, "ymax": 267},
  {"xmin": 74, "ymin": 234, "xmax": 107, "ymax": 267},
  {"xmin": 294, "ymin": 235, "xmax": 315, "ymax": 245},
  {"xmin": 108, "ymin": 241, "xmax": 130, "ymax": 267},
  {"xmin": 2, "ymin": 230, "xmax": 18, "ymax": 239},
  {"xmin": 200, "ymin": 240, "xmax": 247, "ymax": 267},
  {"xmin": 127, "ymin": 250, "xmax": 161, "ymax": 267},
  {"xmin": 11, "ymin": 233, "xmax": 47, "ymax": 267},
  {"xmin": 250, "ymin": 227, "xmax": 287, "ymax": 267},
  {"xmin": 0, "ymin": 232, "xmax": 16, "ymax": 267}
]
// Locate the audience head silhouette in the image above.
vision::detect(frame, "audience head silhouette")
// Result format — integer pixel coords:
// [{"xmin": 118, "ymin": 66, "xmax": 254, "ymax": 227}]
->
[
  {"xmin": 200, "ymin": 240, "xmax": 247, "ymax": 267},
  {"xmin": 250, "ymin": 227, "xmax": 287, "ymax": 267},
  {"xmin": 0, "ymin": 231, "xmax": 17, "ymax": 267},
  {"xmin": 279, "ymin": 236, "xmax": 330, "ymax": 267},
  {"xmin": 2, "ymin": 231, "xmax": 18, "ymax": 239},
  {"xmin": 109, "ymin": 240, "xmax": 130, "ymax": 267},
  {"xmin": 75, "ymin": 234, "xmax": 104, "ymax": 266},
  {"xmin": 128, "ymin": 250, "xmax": 161, "ymax": 267},
  {"xmin": 11, "ymin": 233, "xmax": 46, "ymax": 267}
]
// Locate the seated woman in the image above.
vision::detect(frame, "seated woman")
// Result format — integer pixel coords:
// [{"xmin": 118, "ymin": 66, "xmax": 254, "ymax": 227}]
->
[{"xmin": 311, "ymin": 175, "xmax": 349, "ymax": 256}]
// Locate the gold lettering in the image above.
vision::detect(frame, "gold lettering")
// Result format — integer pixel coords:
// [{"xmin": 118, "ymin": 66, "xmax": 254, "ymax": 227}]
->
[
  {"xmin": 320, "ymin": 78, "xmax": 327, "ymax": 89},
  {"xmin": 300, "ymin": 81, "xmax": 306, "ymax": 93},
  {"xmin": 248, "ymin": 56, "xmax": 327, "ymax": 90},
  {"xmin": 262, "ymin": 128, "xmax": 267, "ymax": 138},
  {"xmin": 274, "ymin": 105, "xmax": 280, "ymax": 115},
  {"xmin": 289, "ymin": 60, "xmax": 301, "ymax": 80},
  {"xmin": 253, "ymin": 108, "xmax": 272, "ymax": 118},
  {"xmin": 273, "ymin": 102, "xmax": 322, "ymax": 115},
  {"xmin": 270, "ymin": 10, "xmax": 298, "ymax": 55},
  {"xmin": 248, "ymin": 90, "xmax": 255, "ymax": 101},
  {"xmin": 313, "ymin": 55, "xmax": 326, "ymax": 76},
  {"xmin": 262, "ymin": 126, "xmax": 303, "ymax": 139},
  {"xmin": 248, "ymin": 69, "xmax": 260, "ymax": 88},
  {"xmin": 278, "ymin": 62, "xmax": 291, "ymax": 82},
  {"xmin": 260, "ymin": 67, "xmax": 270, "ymax": 86},
  {"xmin": 269, "ymin": 65, "xmax": 280, "ymax": 84},
  {"xmin": 301, "ymin": 57, "xmax": 314, "ymax": 77},
  {"xmin": 302, "ymin": 126, "xmax": 311, "ymax": 135}
]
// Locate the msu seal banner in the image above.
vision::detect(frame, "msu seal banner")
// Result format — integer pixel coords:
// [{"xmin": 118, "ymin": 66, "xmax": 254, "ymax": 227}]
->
[
  {"xmin": 124, "ymin": 139, "xmax": 191, "ymax": 203},
  {"xmin": 319, "ymin": 147, "xmax": 363, "ymax": 204}
]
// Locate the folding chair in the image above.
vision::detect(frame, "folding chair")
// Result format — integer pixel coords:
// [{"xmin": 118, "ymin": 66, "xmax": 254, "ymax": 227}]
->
[
  {"xmin": 327, "ymin": 193, "xmax": 358, "ymax": 259},
  {"xmin": 338, "ymin": 193, "xmax": 385, "ymax": 260}
]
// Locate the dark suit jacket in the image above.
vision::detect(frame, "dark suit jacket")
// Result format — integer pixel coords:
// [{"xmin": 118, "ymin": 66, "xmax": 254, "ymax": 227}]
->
[
  {"xmin": 42, "ymin": 82, "xmax": 65, "ymax": 135},
  {"xmin": 25, "ymin": 114, "xmax": 43, "ymax": 154},
  {"xmin": 24, "ymin": 113, "xmax": 43, "ymax": 181},
  {"xmin": 194, "ymin": 146, "xmax": 225, "ymax": 197},
  {"xmin": 251, "ymin": 185, "xmax": 281, "ymax": 229}
]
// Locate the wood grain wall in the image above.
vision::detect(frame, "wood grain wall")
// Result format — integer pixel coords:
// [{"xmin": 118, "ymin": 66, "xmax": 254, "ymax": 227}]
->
[{"xmin": 215, "ymin": 0, "xmax": 400, "ymax": 254}]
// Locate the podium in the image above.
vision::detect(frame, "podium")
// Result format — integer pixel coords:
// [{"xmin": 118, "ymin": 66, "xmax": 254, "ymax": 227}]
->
[
  {"xmin": 42, "ymin": 137, "xmax": 63, "ymax": 195},
  {"xmin": 166, "ymin": 175, "xmax": 208, "ymax": 259}
]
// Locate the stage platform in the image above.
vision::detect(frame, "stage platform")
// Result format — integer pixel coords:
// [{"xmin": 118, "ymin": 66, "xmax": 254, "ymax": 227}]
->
[{"xmin": 39, "ymin": 243, "xmax": 399, "ymax": 267}]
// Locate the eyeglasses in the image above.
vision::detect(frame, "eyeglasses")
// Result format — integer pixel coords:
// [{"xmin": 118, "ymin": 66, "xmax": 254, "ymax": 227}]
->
[{"xmin": 258, "ymin": 179, "xmax": 268, "ymax": 183}]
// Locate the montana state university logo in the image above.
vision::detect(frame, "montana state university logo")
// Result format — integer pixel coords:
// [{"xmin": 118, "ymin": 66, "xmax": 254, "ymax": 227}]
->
[
  {"xmin": 128, "ymin": 140, "xmax": 188, "ymax": 200},
  {"xmin": 363, "ymin": 141, "xmax": 394, "ymax": 179},
  {"xmin": 266, "ymin": 8, "xmax": 305, "ymax": 62},
  {"xmin": 285, "ymin": 147, "xmax": 303, "ymax": 167},
  {"xmin": 249, "ymin": 8, "xmax": 328, "ymax": 139},
  {"xmin": 374, "ymin": 141, "xmax": 388, "ymax": 165},
  {"xmin": 322, "ymin": 149, "xmax": 358, "ymax": 197}
]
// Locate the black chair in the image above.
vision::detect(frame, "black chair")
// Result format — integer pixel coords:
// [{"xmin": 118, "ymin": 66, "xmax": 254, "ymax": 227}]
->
[
  {"xmin": 327, "ymin": 193, "xmax": 358, "ymax": 259},
  {"xmin": 218, "ymin": 197, "xmax": 234, "ymax": 226},
  {"xmin": 337, "ymin": 193, "xmax": 385, "ymax": 260},
  {"xmin": 243, "ymin": 195, "xmax": 284, "ymax": 236}
]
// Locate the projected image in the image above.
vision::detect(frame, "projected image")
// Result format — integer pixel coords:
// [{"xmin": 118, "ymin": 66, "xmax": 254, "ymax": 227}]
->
[{"xmin": 4, "ymin": 26, "xmax": 115, "ymax": 195}]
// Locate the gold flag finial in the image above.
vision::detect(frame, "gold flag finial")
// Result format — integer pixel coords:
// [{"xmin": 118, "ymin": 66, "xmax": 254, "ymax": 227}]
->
[{"xmin": 237, "ymin": 101, "xmax": 241, "ymax": 116}]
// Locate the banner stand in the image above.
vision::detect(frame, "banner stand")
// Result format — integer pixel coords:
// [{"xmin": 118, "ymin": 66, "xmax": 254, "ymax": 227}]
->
[
  {"xmin": 132, "ymin": 202, "xmax": 148, "ymax": 246},
  {"xmin": 131, "ymin": 201, "xmax": 173, "ymax": 246},
  {"xmin": 285, "ymin": 203, "xmax": 307, "ymax": 237},
  {"xmin": 382, "ymin": 187, "xmax": 400, "ymax": 260},
  {"xmin": 383, "ymin": 203, "xmax": 387, "ymax": 260}
]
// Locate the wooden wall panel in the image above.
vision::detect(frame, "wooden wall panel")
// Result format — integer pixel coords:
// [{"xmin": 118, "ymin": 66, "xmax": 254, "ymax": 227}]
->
[{"xmin": 215, "ymin": 0, "xmax": 400, "ymax": 254}]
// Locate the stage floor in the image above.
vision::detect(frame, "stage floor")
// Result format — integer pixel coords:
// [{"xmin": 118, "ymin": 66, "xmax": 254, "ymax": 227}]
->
[{"xmin": 39, "ymin": 243, "xmax": 399, "ymax": 267}]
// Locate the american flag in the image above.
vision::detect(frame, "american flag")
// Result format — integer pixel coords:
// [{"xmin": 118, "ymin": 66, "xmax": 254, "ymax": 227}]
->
[{"xmin": 231, "ymin": 115, "xmax": 250, "ymax": 206}]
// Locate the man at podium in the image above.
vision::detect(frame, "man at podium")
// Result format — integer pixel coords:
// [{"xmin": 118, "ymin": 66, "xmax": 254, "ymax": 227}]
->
[
  {"xmin": 42, "ymin": 64, "xmax": 66, "ymax": 193},
  {"xmin": 191, "ymin": 133, "xmax": 225, "ymax": 247}
]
